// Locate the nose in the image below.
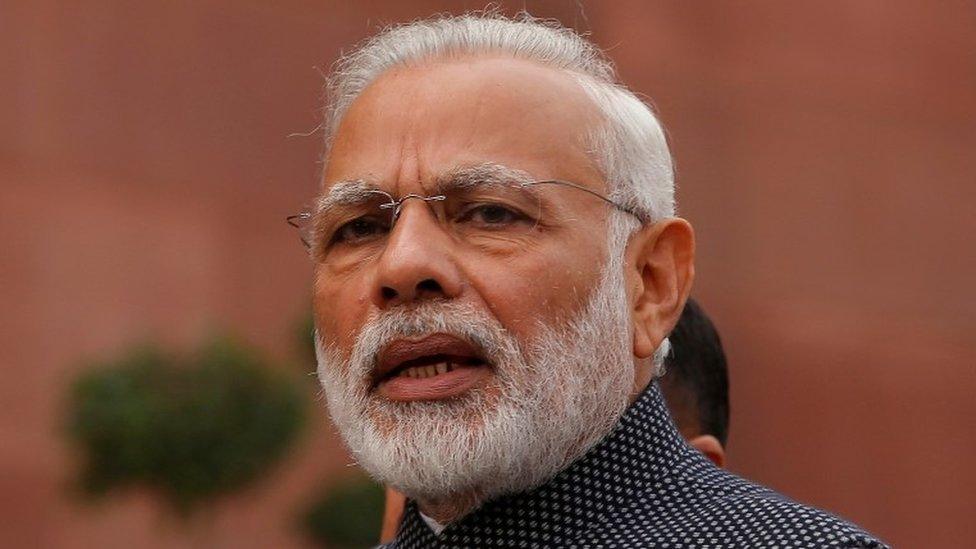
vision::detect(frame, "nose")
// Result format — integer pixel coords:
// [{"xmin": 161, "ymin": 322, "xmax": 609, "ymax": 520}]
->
[{"xmin": 370, "ymin": 202, "xmax": 462, "ymax": 308}]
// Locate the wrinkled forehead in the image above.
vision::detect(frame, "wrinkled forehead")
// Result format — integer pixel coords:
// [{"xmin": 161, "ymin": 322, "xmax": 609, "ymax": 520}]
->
[{"xmin": 321, "ymin": 56, "xmax": 606, "ymax": 197}]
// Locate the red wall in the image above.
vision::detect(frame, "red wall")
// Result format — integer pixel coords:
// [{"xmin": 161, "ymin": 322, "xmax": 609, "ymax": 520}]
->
[{"xmin": 2, "ymin": 2, "xmax": 973, "ymax": 547}]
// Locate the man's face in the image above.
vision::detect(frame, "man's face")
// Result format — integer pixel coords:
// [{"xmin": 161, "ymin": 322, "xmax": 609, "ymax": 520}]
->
[
  {"xmin": 313, "ymin": 57, "xmax": 638, "ymax": 500},
  {"xmin": 316, "ymin": 57, "xmax": 614, "ymax": 357}
]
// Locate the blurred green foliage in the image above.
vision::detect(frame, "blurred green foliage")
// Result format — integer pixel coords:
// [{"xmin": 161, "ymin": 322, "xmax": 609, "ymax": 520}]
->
[
  {"xmin": 65, "ymin": 335, "xmax": 307, "ymax": 515},
  {"xmin": 294, "ymin": 311, "xmax": 387, "ymax": 547},
  {"xmin": 300, "ymin": 475, "xmax": 386, "ymax": 549}
]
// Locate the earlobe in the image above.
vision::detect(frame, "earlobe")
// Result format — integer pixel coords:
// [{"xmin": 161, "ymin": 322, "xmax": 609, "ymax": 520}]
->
[
  {"xmin": 628, "ymin": 218, "xmax": 695, "ymax": 359},
  {"xmin": 632, "ymin": 309, "xmax": 657, "ymax": 358}
]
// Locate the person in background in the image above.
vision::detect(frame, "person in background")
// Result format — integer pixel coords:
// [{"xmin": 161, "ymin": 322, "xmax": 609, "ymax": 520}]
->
[{"xmin": 657, "ymin": 297, "xmax": 730, "ymax": 468}]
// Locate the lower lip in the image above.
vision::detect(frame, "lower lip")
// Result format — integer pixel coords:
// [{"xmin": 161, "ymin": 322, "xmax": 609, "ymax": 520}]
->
[{"xmin": 376, "ymin": 364, "xmax": 491, "ymax": 402}]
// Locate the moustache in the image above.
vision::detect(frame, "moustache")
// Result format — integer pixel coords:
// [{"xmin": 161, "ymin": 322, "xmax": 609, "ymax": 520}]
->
[{"xmin": 342, "ymin": 301, "xmax": 523, "ymax": 386}]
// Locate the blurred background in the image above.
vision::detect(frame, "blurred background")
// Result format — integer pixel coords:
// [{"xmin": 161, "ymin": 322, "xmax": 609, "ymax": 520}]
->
[{"xmin": 2, "ymin": 1, "xmax": 974, "ymax": 547}]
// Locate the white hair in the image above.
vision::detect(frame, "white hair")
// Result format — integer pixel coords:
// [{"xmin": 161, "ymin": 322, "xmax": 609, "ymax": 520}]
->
[
  {"xmin": 323, "ymin": 12, "xmax": 675, "ymax": 223},
  {"xmin": 322, "ymin": 12, "xmax": 674, "ymax": 372}
]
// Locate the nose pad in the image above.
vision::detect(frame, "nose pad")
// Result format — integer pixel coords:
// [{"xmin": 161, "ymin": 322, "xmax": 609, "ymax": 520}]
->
[{"xmin": 387, "ymin": 193, "xmax": 447, "ymax": 227}]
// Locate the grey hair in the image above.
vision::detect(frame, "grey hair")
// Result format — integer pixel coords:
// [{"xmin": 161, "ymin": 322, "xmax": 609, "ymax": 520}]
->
[
  {"xmin": 323, "ymin": 12, "xmax": 676, "ymax": 225},
  {"xmin": 322, "ymin": 12, "xmax": 674, "ymax": 374}
]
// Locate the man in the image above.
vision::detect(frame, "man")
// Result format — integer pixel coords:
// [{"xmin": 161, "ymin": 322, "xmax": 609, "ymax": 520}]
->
[
  {"xmin": 379, "ymin": 297, "xmax": 729, "ymax": 541},
  {"xmin": 305, "ymin": 13, "xmax": 886, "ymax": 547}
]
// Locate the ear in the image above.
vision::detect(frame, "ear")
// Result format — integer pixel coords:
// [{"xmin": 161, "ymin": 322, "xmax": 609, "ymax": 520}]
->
[
  {"xmin": 625, "ymin": 218, "xmax": 695, "ymax": 359},
  {"xmin": 688, "ymin": 434, "xmax": 726, "ymax": 468}
]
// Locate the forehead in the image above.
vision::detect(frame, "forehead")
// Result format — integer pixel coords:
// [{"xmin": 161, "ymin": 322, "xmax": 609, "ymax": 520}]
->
[{"xmin": 323, "ymin": 56, "xmax": 605, "ymax": 193}]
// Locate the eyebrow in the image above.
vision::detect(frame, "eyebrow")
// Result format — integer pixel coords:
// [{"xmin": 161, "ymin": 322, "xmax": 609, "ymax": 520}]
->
[
  {"xmin": 317, "ymin": 162, "xmax": 537, "ymax": 212},
  {"xmin": 437, "ymin": 162, "xmax": 536, "ymax": 191},
  {"xmin": 315, "ymin": 179, "xmax": 389, "ymax": 213}
]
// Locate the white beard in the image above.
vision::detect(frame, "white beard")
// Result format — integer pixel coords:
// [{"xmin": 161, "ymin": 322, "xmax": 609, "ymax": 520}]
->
[{"xmin": 316, "ymin": 258, "xmax": 635, "ymax": 507}]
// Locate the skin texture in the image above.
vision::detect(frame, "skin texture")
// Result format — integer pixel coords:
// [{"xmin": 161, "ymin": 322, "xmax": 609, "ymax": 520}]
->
[{"xmin": 314, "ymin": 56, "xmax": 695, "ymax": 524}]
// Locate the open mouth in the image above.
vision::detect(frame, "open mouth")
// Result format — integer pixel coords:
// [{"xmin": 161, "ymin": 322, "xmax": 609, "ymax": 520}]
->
[
  {"xmin": 378, "ymin": 354, "xmax": 488, "ymax": 382},
  {"xmin": 372, "ymin": 333, "xmax": 493, "ymax": 401}
]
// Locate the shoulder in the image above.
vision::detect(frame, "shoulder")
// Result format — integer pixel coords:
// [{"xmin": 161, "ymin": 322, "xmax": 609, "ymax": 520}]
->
[
  {"xmin": 586, "ymin": 466, "xmax": 888, "ymax": 548},
  {"xmin": 701, "ymin": 490, "xmax": 888, "ymax": 548}
]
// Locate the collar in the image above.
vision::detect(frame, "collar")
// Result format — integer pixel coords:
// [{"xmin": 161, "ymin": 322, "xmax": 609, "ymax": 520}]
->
[{"xmin": 393, "ymin": 381, "xmax": 695, "ymax": 547}]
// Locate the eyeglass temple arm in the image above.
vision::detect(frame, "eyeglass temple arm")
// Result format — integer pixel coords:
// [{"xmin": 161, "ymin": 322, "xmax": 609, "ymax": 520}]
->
[
  {"xmin": 286, "ymin": 212, "xmax": 311, "ymax": 228},
  {"xmin": 521, "ymin": 180, "xmax": 647, "ymax": 222}
]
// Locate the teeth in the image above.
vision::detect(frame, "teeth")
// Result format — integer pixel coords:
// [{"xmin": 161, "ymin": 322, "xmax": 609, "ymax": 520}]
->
[{"xmin": 396, "ymin": 362, "xmax": 459, "ymax": 379}]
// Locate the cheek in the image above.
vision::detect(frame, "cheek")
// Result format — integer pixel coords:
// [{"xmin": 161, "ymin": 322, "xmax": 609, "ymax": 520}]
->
[
  {"xmin": 312, "ymin": 269, "xmax": 371, "ymax": 352},
  {"xmin": 464, "ymin": 241, "xmax": 605, "ymax": 339}
]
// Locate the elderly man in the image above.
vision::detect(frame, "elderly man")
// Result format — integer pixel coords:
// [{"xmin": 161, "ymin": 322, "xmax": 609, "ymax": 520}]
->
[{"xmin": 301, "ymin": 13, "xmax": 886, "ymax": 548}]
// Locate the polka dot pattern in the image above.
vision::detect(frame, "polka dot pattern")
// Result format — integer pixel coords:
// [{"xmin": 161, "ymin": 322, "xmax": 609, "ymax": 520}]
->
[{"xmin": 384, "ymin": 382, "xmax": 888, "ymax": 548}]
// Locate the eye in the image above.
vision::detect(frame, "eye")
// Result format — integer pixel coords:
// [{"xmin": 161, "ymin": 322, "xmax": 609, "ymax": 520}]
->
[
  {"xmin": 333, "ymin": 216, "xmax": 389, "ymax": 244},
  {"xmin": 459, "ymin": 203, "xmax": 526, "ymax": 227}
]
